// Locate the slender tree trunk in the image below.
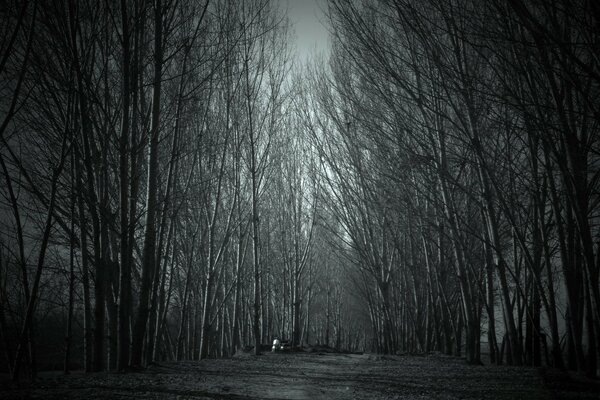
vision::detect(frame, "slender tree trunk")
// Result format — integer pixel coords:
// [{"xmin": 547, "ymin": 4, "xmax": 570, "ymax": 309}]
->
[
  {"xmin": 68, "ymin": 0, "xmax": 106, "ymax": 370},
  {"xmin": 74, "ymin": 147, "xmax": 93, "ymax": 372},
  {"xmin": 131, "ymin": 0, "xmax": 163, "ymax": 368},
  {"xmin": 117, "ymin": 0, "xmax": 132, "ymax": 372},
  {"xmin": 64, "ymin": 151, "xmax": 76, "ymax": 374},
  {"xmin": 244, "ymin": 48, "xmax": 262, "ymax": 354},
  {"xmin": 483, "ymin": 236, "xmax": 498, "ymax": 365},
  {"xmin": 292, "ymin": 270, "xmax": 301, "ymax": 347}
]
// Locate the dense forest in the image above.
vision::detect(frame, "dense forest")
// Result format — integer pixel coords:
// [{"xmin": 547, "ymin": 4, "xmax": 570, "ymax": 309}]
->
[{"xmin": 0, "ymin": 0, "xmax": 599, "ymax": 384}]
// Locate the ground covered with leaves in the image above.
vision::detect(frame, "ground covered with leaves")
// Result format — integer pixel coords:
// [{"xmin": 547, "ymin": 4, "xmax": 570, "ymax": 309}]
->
[{"xmin": 1, "ymin": 352, "xmax": 598, "ymax": 399}]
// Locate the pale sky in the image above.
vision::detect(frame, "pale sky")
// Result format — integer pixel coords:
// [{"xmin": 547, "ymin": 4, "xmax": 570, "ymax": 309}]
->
[{"xmin": 285, "ymin": 0, "xmax": 330, "ymax": 65}]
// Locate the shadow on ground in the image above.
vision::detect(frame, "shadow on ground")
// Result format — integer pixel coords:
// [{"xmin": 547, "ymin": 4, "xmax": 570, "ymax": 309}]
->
[{"xmin": 1, "ymin": 352, "xmax": 598, "ymax": 399}]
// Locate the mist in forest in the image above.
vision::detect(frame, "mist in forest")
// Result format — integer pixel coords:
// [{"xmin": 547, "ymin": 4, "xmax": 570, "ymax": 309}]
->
[{"xmin": 0, "ymin": 0, "xmax": 599, "ymax": 396}]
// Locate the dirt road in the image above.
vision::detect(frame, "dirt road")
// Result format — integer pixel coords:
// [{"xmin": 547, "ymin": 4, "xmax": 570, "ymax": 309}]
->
[{"xmin": 1, "ymin": 352, "xmax": 597, "ymax": 399}]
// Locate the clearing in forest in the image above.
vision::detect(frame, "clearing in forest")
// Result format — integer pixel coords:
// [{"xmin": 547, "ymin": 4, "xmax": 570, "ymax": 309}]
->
[{"xmin": 1, "ymin": 352, "xmax": 598, "ymax": 399}]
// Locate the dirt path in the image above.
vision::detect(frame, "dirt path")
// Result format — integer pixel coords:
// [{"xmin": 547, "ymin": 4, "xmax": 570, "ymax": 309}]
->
[{"xmin": 1, "ymin": 352, "xmax": 597, "ymax": 399}]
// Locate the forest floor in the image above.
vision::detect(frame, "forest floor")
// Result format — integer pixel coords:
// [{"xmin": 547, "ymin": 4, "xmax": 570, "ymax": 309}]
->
[{"xmin": 1, "ymin": 351, "xmax": 599, "ymax": 399}]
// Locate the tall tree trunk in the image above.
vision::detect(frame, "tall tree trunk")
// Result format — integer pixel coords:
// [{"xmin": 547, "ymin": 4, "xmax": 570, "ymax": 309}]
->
[
  {"xmin": 117, "ymin": 0, "xmax": 132, "ymax": 371},
  {"xmin": 292, "ymin": 270, "xmax": 301, "ymax": 347},
  {"xmin": 483, "ymin": 236, "xmax": 498, "ymax": 365},
  {"xmin": 244, "ymin": 47, "xmax": 262, "ymax": 355},
  {"xmin": 230, "ymin": 225, "xmax": 245, "ymax": 354},
  {"xmin": 74, "ymin": 146, "xmax": 93, "ymax": 372},
  {"xmin": 131, "ymin": 0, "xmax": 163, "ymax": 368},
  {"xmin": 68, "ymin": 0, "xmax": 106, "ymax": 371},
  {"xmin": 64, "ymin": 149, "xmax": 76, "ymax": 374}
]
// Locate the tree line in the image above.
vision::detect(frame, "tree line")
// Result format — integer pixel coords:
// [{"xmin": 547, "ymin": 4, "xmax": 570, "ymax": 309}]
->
[
  {"xmin": 305, "ymin": 0, "xmax": 600, "ymax": 376},
  {"xmin": 0, "ymin": 0, "xmax": 359, "ymax": 381}
]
